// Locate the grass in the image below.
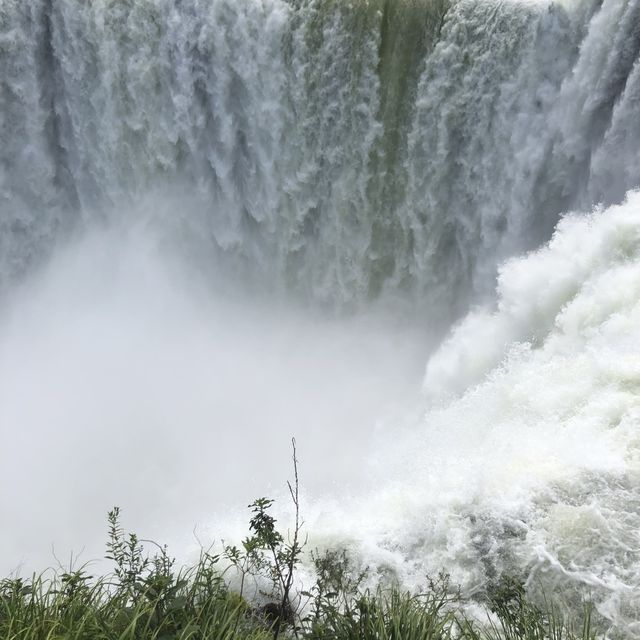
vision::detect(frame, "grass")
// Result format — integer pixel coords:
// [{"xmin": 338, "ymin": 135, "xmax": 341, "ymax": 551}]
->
[
  {"xmin": 1, "ymin": 442, "xmax": 600, "ymax": 639},
  {"xmin": 0, "ymin": 511, "xmax": 600, "ymax": 640},
  {"xmin": 0, "ymin": 568, "xmax": 271, "ymax": 640}
]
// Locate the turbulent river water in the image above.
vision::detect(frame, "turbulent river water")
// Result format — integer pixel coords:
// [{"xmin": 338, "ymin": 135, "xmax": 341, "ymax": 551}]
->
[{"xmin": 2, "ymin": 0, "xmax": 640, "ymax": 634}]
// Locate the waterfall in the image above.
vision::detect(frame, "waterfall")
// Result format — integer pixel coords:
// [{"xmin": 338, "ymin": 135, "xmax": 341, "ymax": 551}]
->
[
  {"xmin": 3, "ymin": 0, "xmax": 640, "ymax": 633},
  {"xmin": 2, "ymin": 0, "xmax": 639, "ymax": 312}
]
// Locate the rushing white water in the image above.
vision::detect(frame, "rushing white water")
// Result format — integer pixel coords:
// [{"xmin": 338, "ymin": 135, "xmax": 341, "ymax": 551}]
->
[
  {"xmin": 2, "ymin": 0, "xmax": 640, "ymax": 311},
  {"xmin": 198, "ymin": 192, "xmax": 640, "ymax": 633},
  {"xmin": 345, "ymin": 192, "xmax": 640, "ymax": 631},
  {"xmin": 2, "ymin": 0, "xmax": 640, "ymax": 635}
]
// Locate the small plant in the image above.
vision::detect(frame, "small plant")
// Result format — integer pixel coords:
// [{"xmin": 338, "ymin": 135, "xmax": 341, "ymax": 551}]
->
[
  {"xmin": 225, "ymin": 438, "xmax": 306, "ymax": 639},
  {"xmin": 106, "ymin": 505, "xmax": 150, "ymax": 599},
  {"xmin": 304, "ymin": 547, "xmax": 369, "ymax": 627}
]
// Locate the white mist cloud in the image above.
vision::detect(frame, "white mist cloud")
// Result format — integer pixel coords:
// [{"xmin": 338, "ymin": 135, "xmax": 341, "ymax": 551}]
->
[{"xmin": 0, "ymin": 222, "xmax": 428, "ymax": 575}]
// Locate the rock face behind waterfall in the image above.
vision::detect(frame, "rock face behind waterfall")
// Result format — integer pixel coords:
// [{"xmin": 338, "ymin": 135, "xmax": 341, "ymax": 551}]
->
[{"xmin": 2, "ymin": 0, "xmax": 640, "ymax": 318}]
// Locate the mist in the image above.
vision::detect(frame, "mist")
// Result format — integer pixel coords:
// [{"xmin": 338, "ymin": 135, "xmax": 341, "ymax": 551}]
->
[{"xmin": 0, "ymin": 217, "xmax": 430, "ymax": 576}]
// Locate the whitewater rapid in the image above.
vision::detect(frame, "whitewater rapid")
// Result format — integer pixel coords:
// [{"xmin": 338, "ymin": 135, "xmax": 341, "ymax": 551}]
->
[
  {"xmin": 2, "ymin": 0, "xmax": 640, "ymax": 636},
  {"xmin": 332, "ymin": 192, "xmax": 640, "ymax": 632}
]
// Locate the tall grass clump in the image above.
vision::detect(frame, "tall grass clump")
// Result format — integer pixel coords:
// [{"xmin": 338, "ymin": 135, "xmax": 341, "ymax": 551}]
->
[
  {"xmin": 0, "ymin": 513, "xmax": 272, "ymax": 640},
  {"xmin": 0, "ymin": 518, "xmax": 603, "ymax": 640},
  {"xmin": 1, "ymin": 441, "xmax": 603, "ymax": 639}
]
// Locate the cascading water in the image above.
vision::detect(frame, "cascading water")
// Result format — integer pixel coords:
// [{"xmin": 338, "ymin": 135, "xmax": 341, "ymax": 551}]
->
[
  {"xmin": 2, "ymin": 0, "xmax": 640, "ymax": 634},
  {"xmin": 3, "ymin": 0, "xmax": 640, "ymax": 309}
]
